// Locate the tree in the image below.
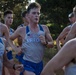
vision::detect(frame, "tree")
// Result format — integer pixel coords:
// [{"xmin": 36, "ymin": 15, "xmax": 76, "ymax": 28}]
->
[
  {"xmin": 36, "ymin": 0, "xmax": 76, "ymax": 39},
  {"xmin": 0, "ymin": 0, "xmax": 28, "ymax": 29}
]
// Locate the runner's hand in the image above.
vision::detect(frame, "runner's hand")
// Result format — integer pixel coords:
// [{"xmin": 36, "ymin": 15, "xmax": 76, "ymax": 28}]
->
[{"xmin": 39, "ymin": 35, "xmax": 46, "ymax": 45}]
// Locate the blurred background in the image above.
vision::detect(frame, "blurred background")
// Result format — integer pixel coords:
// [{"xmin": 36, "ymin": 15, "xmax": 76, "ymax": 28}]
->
[{"xmin": 1, "ymin": 0, "xmax": 76, "ymax": 75}]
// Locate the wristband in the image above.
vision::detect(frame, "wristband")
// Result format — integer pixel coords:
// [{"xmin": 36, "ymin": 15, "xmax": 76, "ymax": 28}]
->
[{"xmin": 13, "ymin": 64, "xmax": 16, "ymax": 70}]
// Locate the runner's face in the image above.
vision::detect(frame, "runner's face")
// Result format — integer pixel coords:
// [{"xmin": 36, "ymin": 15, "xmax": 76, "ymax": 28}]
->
[
  {"xmin": 28, "ymin": 8, "xmax": 40, "ymax": 24},
  {"xmin": 4, "ymin": 14, "xmax": 13, "ymax": 26}
]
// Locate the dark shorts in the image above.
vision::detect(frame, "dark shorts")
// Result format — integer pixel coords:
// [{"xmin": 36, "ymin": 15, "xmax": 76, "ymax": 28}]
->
[
  {"xmin": 20, "ymin": 60, "xmax": 43, "ymax": 75},
  {"xmin": 7, "ymin": 51, "xmax": 13, "ymax": 60},
  {"xmin": 15, "ymin": 53, "xmax": 24, "ymax": 63}
]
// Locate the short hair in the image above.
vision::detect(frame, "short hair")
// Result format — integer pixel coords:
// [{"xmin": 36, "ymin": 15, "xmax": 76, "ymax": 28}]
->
[
  {"xmin": 73, "ymin": 6, "xmax": 76, "ymax": 15},
  {"xmin": 21, "ymin": 10, "xmax": 27, "ymax": 17},
  {"xmin": 27, "ymin": 2, "xmax": 41, "ymax": 13},
  {"xmin": 4, "ymin": 10, "xmax": 13, "ymax": 17},
  {"xmin": 68, "ymin": 12, "xmax": 74, "ymax": 18}
]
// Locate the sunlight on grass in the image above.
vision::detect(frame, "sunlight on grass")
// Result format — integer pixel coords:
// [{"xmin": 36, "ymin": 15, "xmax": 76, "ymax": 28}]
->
[{"xmin": 54, "ymin": 40, "xmax": 56, "ymax": 45}]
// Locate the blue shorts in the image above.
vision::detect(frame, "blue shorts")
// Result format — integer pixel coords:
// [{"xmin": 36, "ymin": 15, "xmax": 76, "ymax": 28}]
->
[
  {"xmin": 20, "ymin": 60, "xmax": 43, "ymax": 75},
  {"xmin": 15, "ymin": 53, "xmax": 24, "ymax": 63},
  {"xmin": 7, "ymin": 51, "xmax": 13, "ymax": 60},
  {"xmin": 65, "ymin": 64, "xmax": 76, "ymax": 75}
]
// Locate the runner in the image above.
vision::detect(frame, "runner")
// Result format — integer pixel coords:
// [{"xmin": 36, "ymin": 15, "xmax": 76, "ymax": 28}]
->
[
  {"xmin": 3, "ymin": 10, "xmax": 16, "ymax": 75},
  {"xmin": 56, "ymin": 12, "xmax": 75, "ymax": 50},
  {"xmin": 10, "ymin": 2, "xmax": 54, "ymax": 75},
  {"xmin": 0, "ymin": 37, "xmax": 23, "ymax": 75}
]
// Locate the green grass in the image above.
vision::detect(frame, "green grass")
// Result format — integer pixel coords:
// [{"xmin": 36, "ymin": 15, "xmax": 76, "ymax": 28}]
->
[
  {"xmin": 43, "ymin": 46, "xmax": 64, "ymax": 75},
  {"xmin": 43, "ymin": 46, "xmax": 57, "ymax": 64}
]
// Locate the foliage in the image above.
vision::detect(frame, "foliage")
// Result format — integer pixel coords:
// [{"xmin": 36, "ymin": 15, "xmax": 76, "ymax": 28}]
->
[
  {"xmin": 37, "ymin": 0, "xmax": 76, "ymax": 24},
  {"xmin": 0, "ymin": 0, "xmax": 28, "ymax": 29},
  {"xmin": 36, "ymin": 0, "xmax": 76, "ymax": 39},
  {"xmin": 0, "ymin": 0, "xmax": 76, "ymax": 38}
]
